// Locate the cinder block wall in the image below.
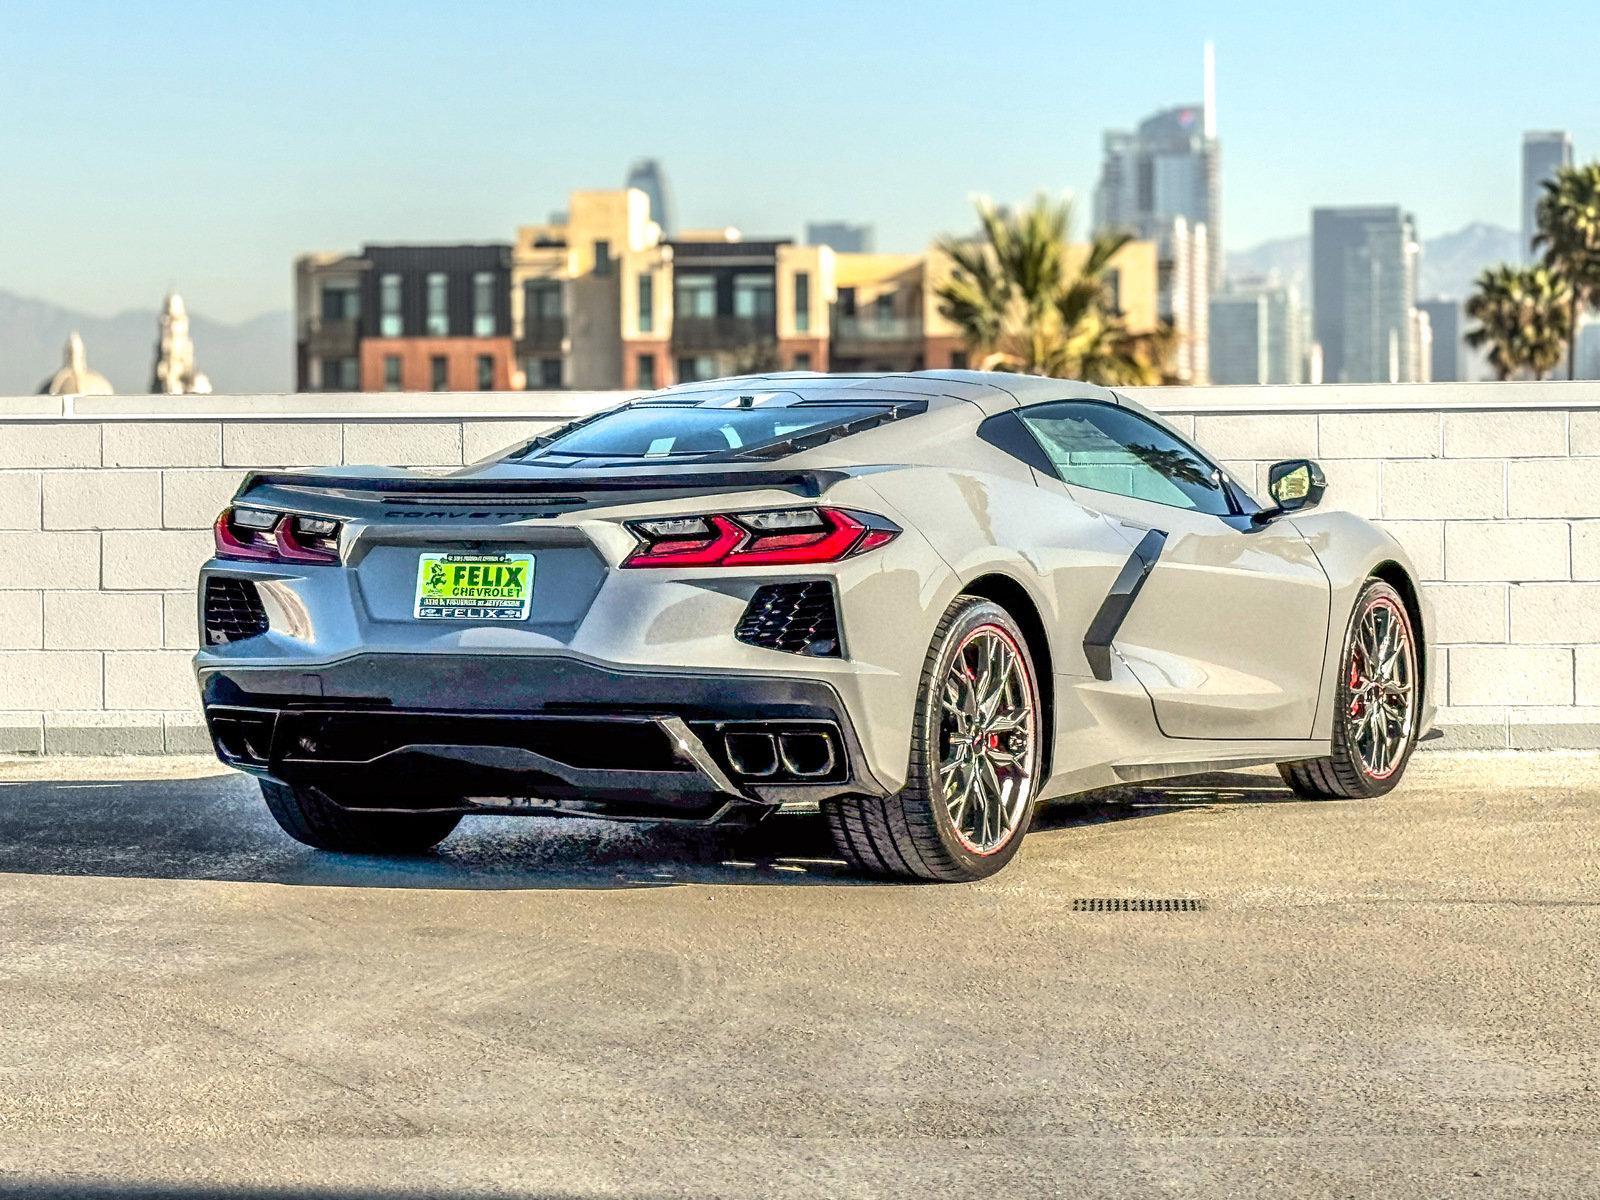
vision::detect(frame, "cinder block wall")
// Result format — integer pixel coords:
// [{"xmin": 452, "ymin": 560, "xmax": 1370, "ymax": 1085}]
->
[{"xmin": 1, "ymin": 382, "xmax": 1598, "ymax": 754}]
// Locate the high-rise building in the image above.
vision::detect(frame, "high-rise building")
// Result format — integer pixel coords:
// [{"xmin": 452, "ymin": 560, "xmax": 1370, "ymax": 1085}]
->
[
  {"xmin": 624, "ymin": 159, "xmax": 675, "ymax": 237},
  {"xmin": 1093, "ymin": 43, "xmax": 1222, "ymax": 289},
  {"xmin": 1150, "ymin": 217, "xmax": 1209, "ymax": 384},
  {"xmin": 1209, "ymin": 276, "xmax": 1304, "ymax": 385},
  {"xmin": 1417, "ymin": 297, "xmax": 1464, "ymax": 382},
  {"xmin": 805, "ymin": 222, "xmax": 874, "ymax": 254},
  {"xmin": 1522, "ymin": 131, "xmax": 1573, "ymax": 260},
  {"xmin": 1310, "ymin": 207, "xmax": 1423, "ymax": 383}
]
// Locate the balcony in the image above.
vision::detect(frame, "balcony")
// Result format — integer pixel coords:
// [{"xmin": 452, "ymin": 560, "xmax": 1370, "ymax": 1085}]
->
[
  {"xmin": 672, "ymin": 315, "xmax": 775, "ymax": 352},
  {"xmin": 833, "ymin": 314, "xmax": 924, "ymax": 343},
  {"xmin": 304, "ymin": 316, "xmax": 360, "ymax": 357},
  {"xmin": 518, "ymin": 316, "xmax": 567, "ymax": 355}
]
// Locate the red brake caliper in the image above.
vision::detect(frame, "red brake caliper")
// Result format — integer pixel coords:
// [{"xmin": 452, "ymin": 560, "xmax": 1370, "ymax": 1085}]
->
[{"xmin": 1348, "ymin": 652, "xmax": 1364, "ymax": 718}]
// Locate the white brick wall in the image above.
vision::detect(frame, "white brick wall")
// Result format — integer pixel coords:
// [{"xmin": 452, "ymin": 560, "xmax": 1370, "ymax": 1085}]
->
[{"xmin": 2, "ymin": 385, "xmax": 1600, "ymax": 753}]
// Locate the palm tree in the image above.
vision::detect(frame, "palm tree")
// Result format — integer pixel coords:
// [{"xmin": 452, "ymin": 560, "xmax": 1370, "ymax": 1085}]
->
[
  {"xmin": 935, "ymin": 195, "xmax": 1172, "ymax": 383},
  {"xmin": 1465, "ymin": 265, "xmax": 1571, "ymax": 381},
  {"xmin": 1534, "ymin": 162, "xmax": 1600, "ymax": 379}
]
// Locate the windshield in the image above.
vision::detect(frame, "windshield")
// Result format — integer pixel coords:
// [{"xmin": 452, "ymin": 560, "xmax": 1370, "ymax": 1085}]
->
[{"xmin": 527, "ymin": 404, "xmax": 886, "ymax": 459}]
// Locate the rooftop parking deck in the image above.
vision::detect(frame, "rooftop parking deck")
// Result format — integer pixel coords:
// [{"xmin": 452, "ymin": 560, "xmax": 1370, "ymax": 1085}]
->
[{"xmin": 0, "ymin": 751, "xmax": 1594, "ymax": 1197}]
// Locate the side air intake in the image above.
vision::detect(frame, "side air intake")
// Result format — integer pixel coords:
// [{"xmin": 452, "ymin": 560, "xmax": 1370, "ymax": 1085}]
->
[{"xmin": 734, "ymin": 581, "xmax": 841, "ymax": 657}]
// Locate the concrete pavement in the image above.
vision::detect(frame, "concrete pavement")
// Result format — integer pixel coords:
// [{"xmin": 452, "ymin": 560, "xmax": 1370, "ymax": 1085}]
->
[{"xmin": 0, "ymin": 752, "xmax": 1596, "ymax": 1198}]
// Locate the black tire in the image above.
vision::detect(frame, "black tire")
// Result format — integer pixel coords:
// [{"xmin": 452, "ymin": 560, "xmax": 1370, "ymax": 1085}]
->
[
  {"xmin": 823, "ymin": 596, "xmax": 1044, "ymax": 882},
  {"xmin": 1279, "ymin": 578, "xmax": 1420, "ymax": 800},
  {"xmin": 259, "ymin": 780, "xmax": 462, "ymax": 854}
]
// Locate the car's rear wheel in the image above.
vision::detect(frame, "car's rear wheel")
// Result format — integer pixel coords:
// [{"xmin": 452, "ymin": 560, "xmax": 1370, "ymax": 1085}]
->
[
  {"xmin": 823, "ymin": 596, "xmax": 1042, "ymax": 882},
  {"xmin": 1279, "ymin": 578, "xmax": 1420, "ymax": 799},
  {"xmin": 259, "ymin": 780, "xmax": 462, "ymax": 854}
]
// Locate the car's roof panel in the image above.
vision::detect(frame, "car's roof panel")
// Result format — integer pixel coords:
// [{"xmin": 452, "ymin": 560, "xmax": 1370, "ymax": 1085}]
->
[{"xmin": 640, "ymin": 370, "xmax": 1122, "ymax": 416}]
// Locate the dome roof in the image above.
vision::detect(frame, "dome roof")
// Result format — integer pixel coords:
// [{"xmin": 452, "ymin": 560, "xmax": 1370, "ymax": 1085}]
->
[{"xmin": 39, "ymin": 332, "xmax": 114, "ymax": 396}]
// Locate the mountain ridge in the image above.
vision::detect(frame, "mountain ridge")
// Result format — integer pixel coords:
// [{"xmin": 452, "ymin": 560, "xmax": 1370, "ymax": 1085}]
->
[
  {"xmin": 1228, "ymin": 221, "xmax": 1522, "ymax": 300},
  {"xmin": 0, "ymin": 290, "xmax": 293, "ymax": 396}
]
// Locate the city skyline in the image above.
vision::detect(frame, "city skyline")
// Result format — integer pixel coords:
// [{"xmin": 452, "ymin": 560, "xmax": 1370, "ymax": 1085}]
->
[{"xmin": 4, "ymin": 0, "xmax": 1598, "ymax": 322}]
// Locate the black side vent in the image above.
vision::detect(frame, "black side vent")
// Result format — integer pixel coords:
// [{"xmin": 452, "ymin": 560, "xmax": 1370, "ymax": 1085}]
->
[
  {"xmin": 1072, "ymin": 898, "xmax": 1207, "ymax": 913},
  {"xmin": 735, "ymin": 582, "xmax": 841, "ymax": 657},
  {"xmin": 204, "ymin": 577, "xmax": 269, "ymax": 646}
]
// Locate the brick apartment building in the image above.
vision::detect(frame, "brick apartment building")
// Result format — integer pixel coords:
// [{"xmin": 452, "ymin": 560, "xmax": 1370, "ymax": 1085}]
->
[{"xmin": 295, "ymin": 188, "xmax": 1160, "ymax": 392}]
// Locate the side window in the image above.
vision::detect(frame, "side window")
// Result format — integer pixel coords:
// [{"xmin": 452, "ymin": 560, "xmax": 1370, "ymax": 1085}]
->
[{"xmin": 1017, "ymin": 402, "xmax": 1233, "ymax": 516}]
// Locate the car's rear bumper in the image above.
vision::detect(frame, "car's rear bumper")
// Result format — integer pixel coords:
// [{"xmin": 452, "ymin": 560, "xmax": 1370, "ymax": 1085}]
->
[{"xmin": 198, "ymin": 652, "xmax": 891, "ymax": 822}]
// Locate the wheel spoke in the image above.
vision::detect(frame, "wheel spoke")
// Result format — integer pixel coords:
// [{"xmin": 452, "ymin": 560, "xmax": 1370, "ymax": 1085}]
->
[
  {"xmin": 938, "ymin": 626, "xmax": 1036, "ymax": 855},
  {"xmin": 1346, "ymin": 598, "xmax": 1415, "ymax": 780}
]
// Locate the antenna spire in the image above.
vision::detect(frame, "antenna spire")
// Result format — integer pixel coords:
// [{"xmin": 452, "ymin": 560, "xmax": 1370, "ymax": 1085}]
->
[{"xmin": 1203, "ymin": 41, "xmax": 1216, "ymax": 140}]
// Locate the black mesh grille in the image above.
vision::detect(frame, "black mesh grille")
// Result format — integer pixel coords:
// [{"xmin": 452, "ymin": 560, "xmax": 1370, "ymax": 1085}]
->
[
  {"xmin": 735, "ymin": 581, "xmax": 841, "ymax": 657},
  {"xmin": 204, "ymin": 577, "xmax": 269, "ymax": 645}
]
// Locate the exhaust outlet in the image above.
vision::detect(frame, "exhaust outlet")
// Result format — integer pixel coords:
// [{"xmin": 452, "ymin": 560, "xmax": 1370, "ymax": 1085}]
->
[
  {"xmin": 724, "ymin": 731, "xmax": 779, "ymax": 778},
  {"xmin": 778, "ymin": 731, "xmax": 836, "ymax": 779}
]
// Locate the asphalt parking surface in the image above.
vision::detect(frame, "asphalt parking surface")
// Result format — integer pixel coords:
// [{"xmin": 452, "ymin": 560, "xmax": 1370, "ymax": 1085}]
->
[{"xmin": 0, "ymin": 752, "xmax": 1595, "ymax": 1199}]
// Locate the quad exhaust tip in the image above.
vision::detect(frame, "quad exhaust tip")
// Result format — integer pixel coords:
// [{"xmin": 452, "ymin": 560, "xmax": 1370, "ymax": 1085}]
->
[{"xmin": 722, "ymin": 727, "xmax": 839, "ymax": 781}]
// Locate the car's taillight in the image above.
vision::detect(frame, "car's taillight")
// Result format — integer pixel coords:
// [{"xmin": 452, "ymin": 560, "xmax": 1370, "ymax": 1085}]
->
[
  {"xmin": 622, "ymin": 507, "xmax": 899, "ymax": 568},
  {"xmin": 214, "ymin": 507, "xmax": 342, "ymax": 565}
]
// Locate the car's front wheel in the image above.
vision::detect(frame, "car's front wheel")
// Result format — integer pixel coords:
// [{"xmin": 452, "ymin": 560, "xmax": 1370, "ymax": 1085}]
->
[
  {"xmin": 1279, "ymin": 577, "xmax": 1420, "ymax": 799},
  {"xmin": 824, "ymin": 596, "xmax": 1042, "ymax": 882},
  {"xmin": 259, "ymin": 780, "xmax": 462, "ymax": 854}
]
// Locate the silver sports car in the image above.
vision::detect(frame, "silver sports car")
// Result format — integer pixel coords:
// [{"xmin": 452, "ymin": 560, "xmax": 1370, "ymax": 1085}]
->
[{"xmin": 195, "ymin": 371, "xmax": 1434, "ymax": 881}]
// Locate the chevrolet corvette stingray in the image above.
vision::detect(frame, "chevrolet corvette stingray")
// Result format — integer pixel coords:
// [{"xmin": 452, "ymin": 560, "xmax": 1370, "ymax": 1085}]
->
[{"xmin": 195, "ymin": 371, "xmax": 1434, "ymax": 881}]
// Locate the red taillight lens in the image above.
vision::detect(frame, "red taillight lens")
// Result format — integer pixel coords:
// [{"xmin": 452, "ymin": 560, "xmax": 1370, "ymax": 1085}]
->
[
  {"xmin": 622, "ymin": 507, "xmax": 899, "ymax": 568},
  {"xmin": 214, "ymin": 508, "xmax": 341, "ymax": 565}
]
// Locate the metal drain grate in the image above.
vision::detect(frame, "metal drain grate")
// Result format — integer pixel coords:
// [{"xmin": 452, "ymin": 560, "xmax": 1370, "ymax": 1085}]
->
[{"xmin": 1072, "ymin": 898, "xmax": 1207, "ymax": 913}]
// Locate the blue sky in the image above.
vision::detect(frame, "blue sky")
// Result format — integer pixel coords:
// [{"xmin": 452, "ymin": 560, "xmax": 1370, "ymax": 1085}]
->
[{"xmin": 3, "ymin": 0, "xmax": 1596, "ymax": 321}]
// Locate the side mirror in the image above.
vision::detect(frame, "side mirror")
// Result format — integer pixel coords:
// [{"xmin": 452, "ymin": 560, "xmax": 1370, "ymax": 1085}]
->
[{"xmin": 1256, "ymin": 459, "xmax": 1327, "ymax": 524}]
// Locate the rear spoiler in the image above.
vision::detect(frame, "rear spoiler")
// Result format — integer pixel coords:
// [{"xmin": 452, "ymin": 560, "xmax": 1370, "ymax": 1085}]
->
[{"xmin": 237, "ymin": 467, "xmax": 846, "ymax": 504}]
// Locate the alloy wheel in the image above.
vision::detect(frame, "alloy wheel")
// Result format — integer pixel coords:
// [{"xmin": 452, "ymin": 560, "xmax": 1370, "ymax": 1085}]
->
[
  {"xmin": 938, "ymin": 625, "xmax": 1036, "ymax": 855},
  {"xmin": 1347, "ymin": 596, "xmax": 1416, "ymax": 781}
]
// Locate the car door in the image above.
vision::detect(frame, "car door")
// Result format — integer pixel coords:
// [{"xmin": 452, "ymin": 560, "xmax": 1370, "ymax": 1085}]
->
[{"xmin": 1015, "ymin": 400, "xmax": 1331, "ymax": 741}]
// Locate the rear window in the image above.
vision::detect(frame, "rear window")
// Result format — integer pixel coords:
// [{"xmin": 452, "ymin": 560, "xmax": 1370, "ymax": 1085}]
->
[{"xmin": 527, "ymin": 404, "xmax": 888, "ymax": 459}]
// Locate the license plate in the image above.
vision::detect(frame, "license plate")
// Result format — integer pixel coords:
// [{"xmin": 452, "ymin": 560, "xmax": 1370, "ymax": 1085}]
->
[{"xmin": 414, "ymin": 551, "xmax": 535, "ymax": 621}]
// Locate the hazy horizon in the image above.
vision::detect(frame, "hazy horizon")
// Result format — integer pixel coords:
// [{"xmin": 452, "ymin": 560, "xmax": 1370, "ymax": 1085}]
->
[{"xmin": 5, "ymin": 0, "xmax": 1597, "ymax": 323}]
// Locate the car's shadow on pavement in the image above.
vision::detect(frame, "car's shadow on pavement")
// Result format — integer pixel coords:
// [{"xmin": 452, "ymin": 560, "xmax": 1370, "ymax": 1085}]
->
[{"xmin": 0, "ymin": 766, "xmax": 1297, "ymax": 891}]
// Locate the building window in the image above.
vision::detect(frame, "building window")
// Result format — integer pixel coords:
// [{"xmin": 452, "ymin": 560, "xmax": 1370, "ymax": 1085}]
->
[
  {"xmin": 472, "ymin": 271, "xmax": 496, "ymax": 336},
  {"xmin": 734, "ymin": 273, "xmax": 775, "ymax": 319},
  {"xmin": 792, "ymin": 352, "xmax": 812, "ymax": 371},
  {"xmin": 950, "ymin": 350, "xmax": 969, "ymax": 370},
  {"xmin": 874, "ymin": 293, "xmax": 894, "ymax": 320},
  {"xmin": 476, "ymin": 354, "xmax": 494, "ymax": 390},
  {"xmin": 382, "ymin": 354, "xmax": 402, "ymax": 391},
  {"xmin": 426, "ymin": 272, "xmax": 449, "ymax": 336},
  {"xmin": 637, "ymin": 353, "xmax": 657, "ymax": 389},
  {"xmin": 837, "ymin": 286, "xmax": 857, "ymax": 317},
  {"xmin": 794, "ymin": 272, "xmax": 810, "ymax": 333},
  {"xmin": 675, "ymin": 274, "xmax": 716, "ymax": 319},
  {"xmin": 637, "ymin": 273, "xmax": 654, "ymax": 333},
  {"xmin": 379, "ymin": 273, "xmax": 403, "ymax": 337},
  {"xmin": 593, "ymin": 239, "xmax": 612, "ymax": 276},
  {"xmin": 539, "ymin": 358, "xmax": 562, "ymax": 388},
  {"xmin": 524, "ymin": 278, "xmax": 562, "ymax": 323},
  {"xmin": 677, "ymin": 355, "xmax": 718, "ymax": 383},
  {"xmin": 324, "ymin": 356, "xmax": 358, "ymax": 391},
  {"xmin": 1103, "ymin": 268, "xmax": 1122, "ymax": 315},
  {"xmin": 321, "ymin": 284, "xmax": 359, "ymax": 321},
  {"xmin": 430, "ymin": 355, "xmax": 448, "ymax": 391}
]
